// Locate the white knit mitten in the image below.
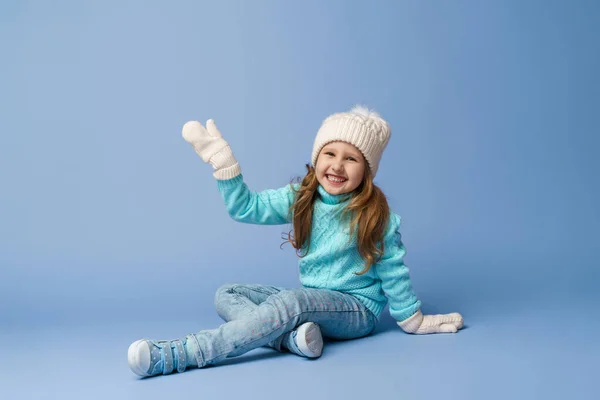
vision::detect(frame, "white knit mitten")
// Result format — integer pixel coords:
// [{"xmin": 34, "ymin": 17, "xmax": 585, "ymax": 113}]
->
[
  {"xmin": 182, "ymin": 119, "xmax": 241, "ymax": 180},
  {"xmin": 397, "ymin": 310, "xmax": 464, "ymax": 334}
]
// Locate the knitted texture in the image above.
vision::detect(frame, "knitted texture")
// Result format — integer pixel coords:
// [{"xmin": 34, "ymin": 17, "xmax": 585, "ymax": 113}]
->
[
  {"xmin": 311, "ymin": 106, "xmax": 391, "ymax": 177},
  {"xmin": 216, "ymin": 175, "xmax": 421, "ymax": 322},
  {"xmin": 397, "ymin": 310, "xmax": 464, "ymax": 334},
  {"xmin": 182, "ymin": 119, "xmax": 242, "ymax": 180}
]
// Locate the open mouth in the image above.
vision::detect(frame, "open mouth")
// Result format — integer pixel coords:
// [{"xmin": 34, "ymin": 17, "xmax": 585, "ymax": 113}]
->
[{"xmin": 326, "ymin": 174, "xmax": 347, "ymax": 184}]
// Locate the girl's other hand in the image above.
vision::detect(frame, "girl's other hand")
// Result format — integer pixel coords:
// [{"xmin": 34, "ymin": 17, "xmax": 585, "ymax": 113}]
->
[{"xmin": 397, "ymin": 310, "xmax": 464, "ymax": 334}]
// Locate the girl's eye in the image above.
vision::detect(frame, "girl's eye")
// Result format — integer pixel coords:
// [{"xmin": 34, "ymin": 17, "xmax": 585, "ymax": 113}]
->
[{"xmin": 324, "ymin": 151, "xmax": 356, "ymax": 161}]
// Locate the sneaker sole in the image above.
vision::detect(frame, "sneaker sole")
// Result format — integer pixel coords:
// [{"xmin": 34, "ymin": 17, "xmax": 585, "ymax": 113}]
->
[
  {"xmin": 296, "ymin": 322, "xmax": 323, "ymax": 358},
  {"xmin": 128, "ymin": 339, "xmax": 151, "ymax": 377}
]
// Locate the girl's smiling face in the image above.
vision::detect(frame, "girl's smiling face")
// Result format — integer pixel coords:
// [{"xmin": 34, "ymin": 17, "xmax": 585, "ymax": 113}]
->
[{"xmin": 315, "ymin": 141, "xmax": 366, "ymax": 195}]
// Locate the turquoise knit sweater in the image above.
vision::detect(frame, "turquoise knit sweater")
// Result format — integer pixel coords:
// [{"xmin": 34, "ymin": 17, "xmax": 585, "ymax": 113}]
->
[{"xmin": 216, "ymin": 174, "xmax": 421, "ymax": 322}]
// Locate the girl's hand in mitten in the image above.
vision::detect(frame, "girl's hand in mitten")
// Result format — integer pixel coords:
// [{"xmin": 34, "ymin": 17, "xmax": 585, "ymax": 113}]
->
[
  {"xmin": 182, "ymin": 119, "xmax": 241, "ymax": 180},
  {"xmin": 397, "ymin": 310, "xmax": 464, "ymax": 334}
]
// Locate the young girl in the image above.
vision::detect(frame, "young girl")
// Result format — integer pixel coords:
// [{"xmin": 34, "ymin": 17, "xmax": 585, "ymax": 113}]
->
[{"xmin": 127, "ymin": 106, "xmax": 464, "ymax": 377}]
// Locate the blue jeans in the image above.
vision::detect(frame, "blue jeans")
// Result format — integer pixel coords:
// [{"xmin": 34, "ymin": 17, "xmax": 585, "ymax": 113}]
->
[{"xmin": 186, "ymin": 283, "xmax": 378, "ymax": 367}]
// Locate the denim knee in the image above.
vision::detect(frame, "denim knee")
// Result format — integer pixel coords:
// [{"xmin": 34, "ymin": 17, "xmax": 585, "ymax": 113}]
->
[{"xmin": 214, "ymin": 283, "xmax": 238, "ymax": 311}]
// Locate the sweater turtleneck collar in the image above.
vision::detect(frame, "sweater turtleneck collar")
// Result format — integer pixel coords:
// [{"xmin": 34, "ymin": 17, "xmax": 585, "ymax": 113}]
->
[{"xmin": 316, "ymin": 184, "xmax": 352, "ymax": 205}]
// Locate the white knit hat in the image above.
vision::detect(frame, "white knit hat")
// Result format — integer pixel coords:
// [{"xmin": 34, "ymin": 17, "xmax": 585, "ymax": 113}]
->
[{"xmin": 311, "ymin": 105, "xmax": 391, "ymax": 177}]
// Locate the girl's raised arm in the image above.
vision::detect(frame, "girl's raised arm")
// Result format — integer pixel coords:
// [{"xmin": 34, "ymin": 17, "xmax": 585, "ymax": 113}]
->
[{"xmin": 182, "ymin": 119, "xmax": 296, "ymax": 225}]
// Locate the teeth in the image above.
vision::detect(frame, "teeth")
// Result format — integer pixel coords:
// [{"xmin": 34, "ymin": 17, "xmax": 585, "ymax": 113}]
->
[{"xmin": 327, "ymin": 175, "xmax": 346, "ymax": 183}]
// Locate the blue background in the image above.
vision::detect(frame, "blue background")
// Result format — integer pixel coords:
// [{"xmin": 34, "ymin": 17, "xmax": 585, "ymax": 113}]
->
[{"xmin": 1, "ymin": 1, "xmax": 598, "ymax": 399}]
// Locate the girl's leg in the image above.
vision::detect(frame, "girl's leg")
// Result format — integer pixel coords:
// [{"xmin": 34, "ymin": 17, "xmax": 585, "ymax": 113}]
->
[
  {"xmin": 213, "ymin": 283, "xmax": 283, "ymax": 321},
  {"xmin": 128, "ymin": 287, "xmax": 377, "ymax": 376},
  {"xmin": 284, "ymin": 288, "xmax": 377, "ymax": 342},
  {"xmin": 213, "ymin": 283, "xmax": 290, "ymax": 351},
  {"xmin": 192, "ymin": 287, "xmax": 377, "ymax": 367}
]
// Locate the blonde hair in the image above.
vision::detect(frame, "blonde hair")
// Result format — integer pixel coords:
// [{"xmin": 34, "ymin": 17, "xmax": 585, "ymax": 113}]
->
[{"xmin": 281, "ymin": 163, "xmax": 390, "ymax": 275}]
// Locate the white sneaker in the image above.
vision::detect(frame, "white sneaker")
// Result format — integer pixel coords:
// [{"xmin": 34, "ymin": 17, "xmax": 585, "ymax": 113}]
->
[
  {"xmin": 292, "ymin": 322, "xmax": 323, "ymax": 358},
  {"xmin": 128, "ymin": 338, "xmax": 188, "ymax": 377}
]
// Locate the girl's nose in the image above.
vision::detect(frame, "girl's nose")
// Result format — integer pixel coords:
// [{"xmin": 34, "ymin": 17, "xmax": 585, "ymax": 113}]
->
[{"xmin": 332, "ymin": 162, "xmax": 344, "ymax": 173}]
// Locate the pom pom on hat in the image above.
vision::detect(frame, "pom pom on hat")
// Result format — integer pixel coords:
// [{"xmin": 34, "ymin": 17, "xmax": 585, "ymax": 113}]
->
[
  {"xmin": 311, "ymin": 105, "xmax": 391, "ymax": 177},
  {"xmin": 347, "ymin": 105, "xmax": 382, "ymax": 119}
]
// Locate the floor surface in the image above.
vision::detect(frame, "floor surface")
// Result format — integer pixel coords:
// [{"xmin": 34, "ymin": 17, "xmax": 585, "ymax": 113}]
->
[{"xmin": 2, "ymin": 296, "xmax": 597, "ymax": 400}]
